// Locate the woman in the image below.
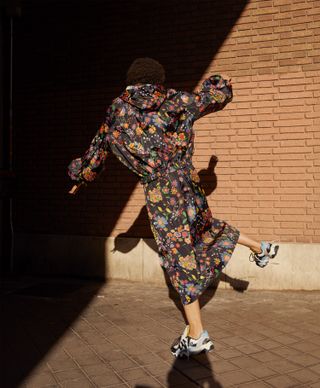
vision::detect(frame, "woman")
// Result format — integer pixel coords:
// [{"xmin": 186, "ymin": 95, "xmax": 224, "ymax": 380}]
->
[{"xmin": 67, "ymin": 57, "xmax": 279, "ymax": 358}]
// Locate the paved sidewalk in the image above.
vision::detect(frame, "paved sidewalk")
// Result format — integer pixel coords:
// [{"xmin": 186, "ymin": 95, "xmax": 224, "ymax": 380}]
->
[{"xmin": 1, "ymin": 277, "xmax": 320, "ymax": 388}]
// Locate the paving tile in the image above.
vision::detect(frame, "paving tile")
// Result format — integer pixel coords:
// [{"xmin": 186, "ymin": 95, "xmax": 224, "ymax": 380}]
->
[
  {"xmin": 92, "ymin": 342, "xmax": 119, "ymax": 355},
  {"xmin": 132, "ymin": 351, "xmax": 168, "ymax": 366},
  {"xmin": 310, "ymin": 349, "xmax": 320, "ymax": 359},
  {"xmin": 251, "ymin": 350, "xmax": 282, "ymax": 363},
  {"xmin": 128, "ymin": 375, "xmax": 163, "ymax": 387},
  {"xmin": 72, "ymin": 352, "xmax": 102, "ymax": 367},
  {"xmin": 109, "ymin": 357, "xmax": 139, "ymax": 371},
  {"xmin": 118, "ymin": 367, "xmax": 151, "ymax": 382},
  {"xmin": 216, "ymin": 348, "xmax": 243, "ymax": 360},
  {"xmin": 211, "ymin": 339, "xmax": 231, "ymax": 352},
  {"xmin": 47, "ymin": 357, "xmax": 77, "ymax": 372},
  {"xmin": 210, "ymin": 359, "xmax": 240, "ymax": 374},
  {"xmin": 77, "ymin": 330, "xmax": 106, "ymax": 345},
  {"xmin": 288, "ymin": 368, "xmax": 320, "ymax": 384},
  {"xmin": 245, "ymin": 365, "xmax": 277, "ymax": 379},
  {"xmin": 100, "ymin": 350, "xmax": 128, "ymax": 363},
  {"xmin": 255, "ymin": 338, "xmax": 282, "ymax": 350},
  {"xmin": 266, "ymin": 359, "xmax": 301, "ymax": 374},
  {"xmin": 308, "ymin": 336, "xmax": 320, "ymax": 346},
  {"xmin": 237, "ymin": 331, "xmax": 266, "ymax": 343},
  {"xmin": 54, "ymin": 368, "xmax": 86, "ymax": 382},
  {"xmin": 208, "ymin": 352, "xmax": 224, "ymax": 363},
  {"xmin": 216, "ymin": 370, "xmax": 256, "ymax": 386},
  {"xmin": 221, "ymin": 336, "xmax": 249, "ymax": 347},
  {"xmin": 230, "ymin": 355, "xmax": 261, "ymax": 370},
  {"xmin": 265, "ymin": 374, "xmax": 301, "ymax": 388},
  {"xmin": 290, "ymin": 330, "xmax": 317, "ymax": 341},
  {"xmin": 153, "ymin": 349, "xmax": 174, "ymax": 363},
  {"xmin": 60, "ymin": 378, "xmax": 95, "ymax": 387},
  {"xmin": 309, "ymin": 363, "xmax": 320, "ymax": 375},
  {"xmin": 236, "ymin": 381, "xmax": 271, "ymax": 388},
  {"xmin": 273, "ymin": 334, "xmax": 300, "ymax": 346},
  {"xmin": 290, "ymin": 341, "xmax": 320, "ymax": 353},
  {"xmin": 90, "ymin": 371, "xmax": 124, "ymax": 387},
  {"xmin": 82, "ymin": 363, "xmax": 116, "ymax": 377},
  {"xmin": 22, "ymin": 372, "xmax": 57, "ymax": 387},
  {"xmin": 270, "ymin": 346, "xmax": 301, "ymax": 358},
  {"xmin": 143, "ymin": 361, "xmax": 171, "ymax": 376},
  {"xmin": 286, "ymin": 353, "xmax": 320, "ymax": 367},
  {"xmin": 235, "ymin": 343, "xmax": 263, "ymax": 355},
  {"xmin": 269, "ymin": 322, "xmax": 297, "ymax": 334}
]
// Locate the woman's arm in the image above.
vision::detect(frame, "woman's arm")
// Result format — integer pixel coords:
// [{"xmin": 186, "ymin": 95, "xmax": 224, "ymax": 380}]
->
[
  {"xmin": 67, "ymin": 110, "xmax": 111, "ymax": 194},
  {"xmin": 174, "ymin": 74, "xmax": 233, "ymax": 121}
]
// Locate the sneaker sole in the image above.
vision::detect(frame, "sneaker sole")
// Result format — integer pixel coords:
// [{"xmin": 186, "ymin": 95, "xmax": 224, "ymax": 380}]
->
[{"xmin": 171, "ymin": 342, "xmax": 214, "ymax": 358}]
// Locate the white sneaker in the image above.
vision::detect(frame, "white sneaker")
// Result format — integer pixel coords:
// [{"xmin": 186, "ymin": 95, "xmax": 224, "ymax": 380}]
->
[
  {"xmin": 171, "ymin": 327, "xmax": 214, "ymax": 358},
  {"xmin": 250, "ymin": 241, "xmax": 279, "ymax": 268}
]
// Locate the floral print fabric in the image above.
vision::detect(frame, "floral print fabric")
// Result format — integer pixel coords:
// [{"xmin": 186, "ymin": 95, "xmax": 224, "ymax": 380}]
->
[{"xmin": 67, "ymin": 74, "xmax": 240, "ymax": 305}]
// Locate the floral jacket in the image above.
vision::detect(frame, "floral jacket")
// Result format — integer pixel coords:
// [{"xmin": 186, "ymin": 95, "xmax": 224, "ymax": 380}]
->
[{"xmin": 67, "ymin": 74, "xmax": 232, "ymax": 185}]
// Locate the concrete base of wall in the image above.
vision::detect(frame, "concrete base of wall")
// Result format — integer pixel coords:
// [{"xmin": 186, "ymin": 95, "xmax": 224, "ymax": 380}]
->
[{"xmin": 13, "ymin": 233, "xmax": 320, "ymax": 290}]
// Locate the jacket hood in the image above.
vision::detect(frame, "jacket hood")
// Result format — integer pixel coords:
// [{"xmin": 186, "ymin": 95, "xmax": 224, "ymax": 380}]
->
[{"xmin": 120, "ymin": 84, "xmax": 166, "ymax": 110}]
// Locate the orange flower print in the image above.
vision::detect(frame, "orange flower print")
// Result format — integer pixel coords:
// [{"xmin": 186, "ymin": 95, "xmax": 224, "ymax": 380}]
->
[
  {"xmin": 148, "ymin": 125, "xmax": 157, "ymax": 134},
  {"xmin": 136, "ymin": 126, "xmax": 143, "ymax": 136},
  {"xmin": 99, "ymin": 123, "xmax": 109, "ymax": 134},
  {"xmin": 191, "ymin": 169, "xmax": 200, "ymax": 183},
  {"xmin": 178, "ymin": 255, "xmax": 197, "ymax": 270},
  {"xmin": 171, "ymin": 187, "xmax": 178, "ymax": 195},
  {"xmin": 113, "ymin": 130, "xmax": 120, "ymax": 138},
  {"xmin": 82, "ymin": 167, "xmax": 97, "ymax": 182},
  {"xmin": 148, "ymin": 187, "xmax": 163, "ymax": 203}
]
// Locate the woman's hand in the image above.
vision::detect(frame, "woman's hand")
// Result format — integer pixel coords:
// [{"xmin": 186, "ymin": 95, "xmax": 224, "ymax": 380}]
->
[
  {"xmin": 220, "ymin": 74, "xmax": 232, "ymax": 88},
  {"xmin": 68, "ymin": 183, "xmax": 83, "ymax": 195}
]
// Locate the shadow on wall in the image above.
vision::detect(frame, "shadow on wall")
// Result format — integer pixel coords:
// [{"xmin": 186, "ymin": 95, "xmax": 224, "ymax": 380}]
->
[{"xmin": 7, "ymin": 0, "xmax": 249, "ymax": 386}]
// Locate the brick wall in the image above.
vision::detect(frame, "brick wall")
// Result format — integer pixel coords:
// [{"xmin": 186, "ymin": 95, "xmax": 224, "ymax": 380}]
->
[
  {"xmin": 194, "ymin": 0, "xmax": 320, "ymax": 243},
  {"xmin": 12, "ymin": 0, "xmax": 320, "ymax": 243}
]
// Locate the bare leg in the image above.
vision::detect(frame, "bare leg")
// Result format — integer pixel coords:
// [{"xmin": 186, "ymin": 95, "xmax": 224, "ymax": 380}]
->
[
  {"xmin": 238, "ymin": 232, "xmax": 262, "ymax": 254},
  {"xmin": 181, "ymin": 232, "xmax": 262, "ymax": 341},
  {"xmin": 183, "ymin": 299, "xmax": 203, "ymax": 339}
]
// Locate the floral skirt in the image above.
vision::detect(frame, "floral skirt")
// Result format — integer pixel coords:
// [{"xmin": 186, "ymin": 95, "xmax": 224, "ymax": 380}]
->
[{"xmin": 143, "ymin": 167, "xmax": 240, "ymax": 305}]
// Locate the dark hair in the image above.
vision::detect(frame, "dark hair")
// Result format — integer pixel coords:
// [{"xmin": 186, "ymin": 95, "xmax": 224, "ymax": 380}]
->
[{"xmin": 126, "ymin": 57, "xmax": 165, "ymax": 85}]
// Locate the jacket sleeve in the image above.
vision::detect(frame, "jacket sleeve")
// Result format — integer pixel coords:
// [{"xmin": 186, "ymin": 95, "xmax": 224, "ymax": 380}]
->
[
  {"xmin": 177, "ymin": 74, "xmax": 233, "ymax": 121},
  {"xmin": 67, "ymin": 111, "xmax": 111, "ymax": 184}
]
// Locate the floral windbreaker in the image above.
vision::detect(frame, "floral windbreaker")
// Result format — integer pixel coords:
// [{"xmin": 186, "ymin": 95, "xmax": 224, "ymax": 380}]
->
[{"xmin": 68, "ymin": 75, "xmax": 240, "ymax": 305}]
